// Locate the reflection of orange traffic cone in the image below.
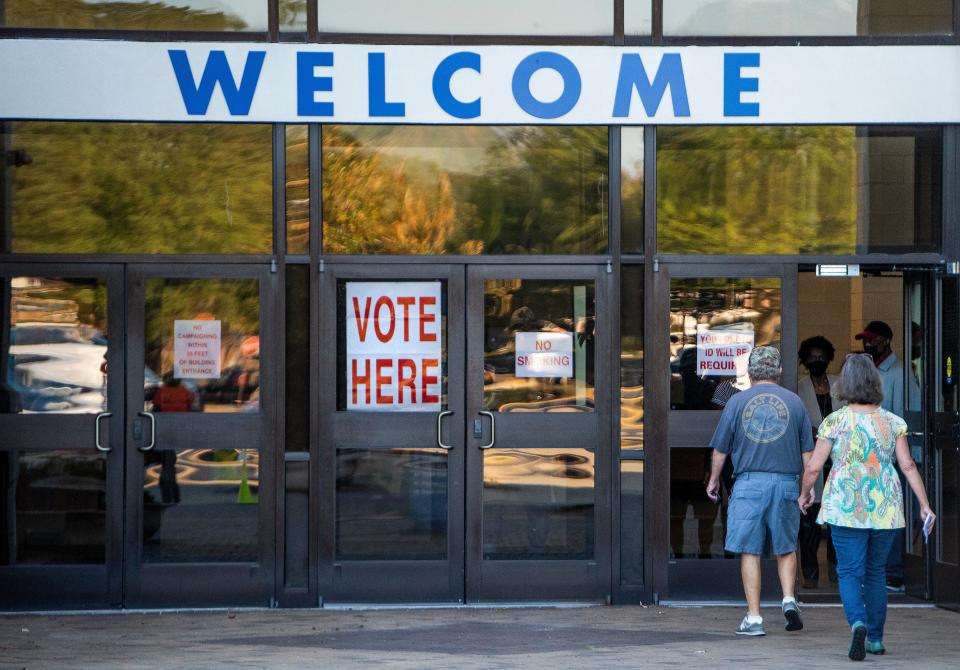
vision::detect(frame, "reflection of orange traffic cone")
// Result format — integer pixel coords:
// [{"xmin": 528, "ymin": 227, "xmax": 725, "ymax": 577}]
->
[{"xmin": 237, "ymin": 450, "xmax": 257, "ymax": 504}]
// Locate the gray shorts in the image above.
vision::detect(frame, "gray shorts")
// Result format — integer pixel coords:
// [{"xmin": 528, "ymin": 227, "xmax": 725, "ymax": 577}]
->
[{"xmin": 725, "ymin": 472, "xmax": 801, "ymax": 556}]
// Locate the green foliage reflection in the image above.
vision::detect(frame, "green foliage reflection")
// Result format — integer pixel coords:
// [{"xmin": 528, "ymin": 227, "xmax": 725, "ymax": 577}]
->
[
  {"xmin": 658, "ymin": 126, "xmax": 858, "ymax": 254},
  {"xmin": 322, "ymin": 126, "xmax": 608, "ymax": 255},
  {"xmin": 7, "ymin": 123, "xmax": 273, "ymax": 254},
  {"xmin": 3, "ymin": 0, "xmax": 256, "ymax": 30}
]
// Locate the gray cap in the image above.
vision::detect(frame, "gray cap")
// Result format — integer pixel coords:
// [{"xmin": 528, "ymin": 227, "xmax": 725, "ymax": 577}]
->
[{"xmin": 748, "ymin": 346, "xmax": 782, "ymax": 381}]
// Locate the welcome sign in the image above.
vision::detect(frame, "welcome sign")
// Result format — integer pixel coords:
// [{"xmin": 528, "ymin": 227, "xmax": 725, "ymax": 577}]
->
[{"xmin": 2, "ymin": 41, "xmax": 960, "ymax": 124}]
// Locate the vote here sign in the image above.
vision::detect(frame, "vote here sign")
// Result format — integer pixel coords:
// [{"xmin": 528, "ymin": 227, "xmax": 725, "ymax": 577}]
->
[
  {"xmin": 696, "ymin": 326, "xmax": 754, "ymax": 376},
  {"xmin": 346, "ymin": 281, "xmax": 442, "ymax": 411},
  {"xmin": 174, "ymin": 319, "xmax": 221, "ymax": 379},
  {"xmin": 515, "ymin": 331, "xmax": 573, "ymax": 378}
]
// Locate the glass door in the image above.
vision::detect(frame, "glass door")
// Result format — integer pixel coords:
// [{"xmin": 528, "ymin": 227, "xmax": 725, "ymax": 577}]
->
[
  {"xmin": 659, "ymin": 263, "xmax": 793, "ymax": 599},
  {"xmin": 903, "ymin": 272, "xmax": 933, "ymax": 599},
  {"xmin": 465, "ymin": 265, "xmax": 610, "ymax": 601},
  {"xmin": 933, "ymin": 275, "xmax": 960, "ymax": 611},
  {"xmin": 0, "ymin": 264, "xmax": 124, "ymax": 609},
  {"xmin": 123, "ymin": 265, "xmax": 276, "ymax": 606},
  {"xmin": 318, "ymin": 263, "xmax": 465, "ymax": 602}
]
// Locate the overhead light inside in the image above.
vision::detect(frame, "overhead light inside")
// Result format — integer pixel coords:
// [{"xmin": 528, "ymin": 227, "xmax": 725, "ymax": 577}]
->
[{"xmin": 816, "ymin": 264, "xmax": 859, "ymax": 277}]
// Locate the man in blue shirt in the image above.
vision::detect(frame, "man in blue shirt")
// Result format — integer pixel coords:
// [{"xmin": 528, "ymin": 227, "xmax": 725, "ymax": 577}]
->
[
  {"xmin": 706, "ymin": 346, "xmax": 815, "ymax": 636},
  {"xmin": 855, "ymin": 320, "xmax": 903, "ymax": 417}
]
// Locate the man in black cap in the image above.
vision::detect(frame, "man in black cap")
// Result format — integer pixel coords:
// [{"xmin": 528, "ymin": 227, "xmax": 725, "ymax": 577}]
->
[
  {"xmin": 854, "ymin": 320, "xmax": 903, "ymax": 417},
  {"xmin": 855, "ymin": 319, "xmax": 907, "ymax": 590}
]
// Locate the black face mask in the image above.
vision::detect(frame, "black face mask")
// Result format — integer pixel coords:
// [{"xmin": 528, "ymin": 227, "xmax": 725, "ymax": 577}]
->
[
  {"xmin": 806, "ymin": 361, "xmax": 828, "ymax": 377},
  {"xmin": 863, "ymin": 343, "xmax": 879, "ymax": 361}
]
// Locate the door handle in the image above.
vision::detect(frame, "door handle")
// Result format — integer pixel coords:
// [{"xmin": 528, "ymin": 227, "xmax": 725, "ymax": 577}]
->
[
  {"xmin": 478, "ymin": 410, "xmax": 495, "ymax": 450},
  {"xmin": 138, "ymin": 411, "xmax": 156, "ymax": 452},
  {"xmin": 906, "ymin": 431, "xmax": 926, "ymax": 438},
  {"xmin": 437, "ymin": 410, "xmax": 454, "ymax": 450},
  {"xmin": 95, "ymin": 412, "xmax": 112, "ymax": 452}
]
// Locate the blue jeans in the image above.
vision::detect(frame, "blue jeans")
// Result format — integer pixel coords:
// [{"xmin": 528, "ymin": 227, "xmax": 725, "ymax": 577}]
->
[{"xmin": 830, "ymin": 525, "xmax": 898, "ymax": 641}]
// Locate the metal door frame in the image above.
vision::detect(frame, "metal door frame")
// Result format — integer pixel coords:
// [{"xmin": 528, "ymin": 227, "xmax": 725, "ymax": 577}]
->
[
  {"xmin": 122, "ymin": 263, "xmax": 277, "ymax": 607},
  {"xmin": 0, "ymin": 262, "xmax": 125, "ymax": 609},
  {"xmin": 932, "ymin": 274, "xmax": 960, "ymax": 610},
  {"xmin": 652, "ymin": 261, "xmax": 796, "ymax": 600},
  {"xmin": 317, "ymin": 261, "xmax": 466, "ymax": 602},
  {"xmin": 464, "ymin": 262, "xmax": 612, "ymax": 602}
]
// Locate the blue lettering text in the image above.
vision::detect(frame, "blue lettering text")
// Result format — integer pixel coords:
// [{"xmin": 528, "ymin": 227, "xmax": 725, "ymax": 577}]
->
[
  {"xmin": 511, "ymin": 51, "xmax": 581, "ymax": 119},
  {"xmin": 612, "ymin": 53, "xmax": 690, "ymax": 118},
  {"xmin": 168, "ymin": 49, "xmax": 265, "ymax": 116},
  {"xmin": 297, "ymin": 51, "xmax": 334, "ymax": 117},
  {"xmin": 724, "ymin": 52, "xmax": 760, "ymax": 117},
  {"xmin": 368, "ymin": 52, "xmax": 406, "ymax": 117},
  {"xmin": 432, "ymin": 51, "xmax": 481, "ymax": 120}
]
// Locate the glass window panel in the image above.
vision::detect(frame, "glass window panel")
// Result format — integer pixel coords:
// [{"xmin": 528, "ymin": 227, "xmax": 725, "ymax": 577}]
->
[
  {"xmin": 938, "ymin": 445, "xmax": 959, "ymax": 565},
  {"xmin": 142, "ymin": 447, "xmax": 259, "ymax": 562},
  {"xmin": 336, "ymin": 448, "xmax": 448, "ymax": 560},
  {"xmin": 285, "ymin": 266, "xmax": 309, "ymax": 450},
  {"xmin": 483, "ymin": 448, "xmax": 594, "ymax": 560},
  {"xmin": 0, "ymin": 450, "xmax": 106, "ymax": 565},
  {"xmin": 322, "ymin": 126, "xmax": 608, "ymax": 255},
  {"xmin": 939, "ymin": 278, "xmax": 959, "ymax": 413},
  {"xmin": 657, "ymin": 127, "xmax": 941, "ymax": 256},
  {"xmin": 670, "ymin": 277, "xmax": 781, "ymax": 410},
  {"xmin": 664, "ymin": 0, "xmax": 952, "ymax": 36},
  {"xmin": 621, "ymin": 267, "xmax": 644, "ymax": 449},
  {"xmin": 620, "ymin": 460, "xmax": 644, "ymax": 584},
  {"xmin": 284, "ymin": 460, "xmax": 309, "ymax": 587},
  {"xmin": 280, "ymin": 0, "xmax": 308, "ymax": 31},
  {"xmin": 624, "ymin": 0, "xmax": 653, "ymax": 35},
  {"xmin": 1, "ymin": 0, "xmax": 268, "ymax": 30},
  {"xmin": 483, "ymin": 279, "xmax": 595, "ymax": 412},
  {"xmin": 3, "ymin": 277, "xmax": 107, "ymax": 415},
  {"xmin": 337, "ymin": 280, "xmax": 448, "ymax": 412},
  {"xmin": 670, "ymin": 448, "xmax": 731, "ymax": 559},
  {"xmin": 621, "ymin": 127, "xmax": 645, "ymax": 254},
  {"xmin": 318, "ymin": 0, "xmax": 612, "ymax": 35},
  {"xmin": 4, "ymin": 122, "xmax": 273, "ymax": 254},
  {"xmin": 144, "ymin": 278, "xmax": 261, "ymax": 414},
  {"xmin": 286, "ymin": 126, "xmax": 310, "ymax": 255}
]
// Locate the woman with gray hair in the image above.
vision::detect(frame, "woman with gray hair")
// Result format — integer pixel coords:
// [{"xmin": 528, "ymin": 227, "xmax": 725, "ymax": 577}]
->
[{"xmin": 800, "ymin": 353, "xmax": 935, "ymax": 661}]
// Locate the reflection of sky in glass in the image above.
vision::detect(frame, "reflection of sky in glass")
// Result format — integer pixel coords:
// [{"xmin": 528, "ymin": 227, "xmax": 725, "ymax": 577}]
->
[
  {"xmin": 621, "ymin": 128, "xmax": 644, "ymax": 182},
  {"xmin": 87, "ymin": 0, "xmax": 267, "ymax": 30},
  {"xmin": 665, "ymin": 0, "xmax": 856, "ymax": 36},
  {"xmin": 624, "ymin": 0, "xmax": 652, "ymax": 34},
  {"xmin": 318, "ymin": 0, "xmax": 612, "ymax": 35}
]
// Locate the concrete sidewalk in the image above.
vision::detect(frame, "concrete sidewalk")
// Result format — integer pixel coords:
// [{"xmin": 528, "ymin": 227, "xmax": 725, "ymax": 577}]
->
[{"xmin": 2, "ymin": 604, "xmax": 958, "ymax": 669}]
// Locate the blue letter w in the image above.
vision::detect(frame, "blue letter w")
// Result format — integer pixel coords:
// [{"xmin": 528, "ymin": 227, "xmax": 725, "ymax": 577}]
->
[{"xmin": 169, "ymin": 50, "xmax": 266, "ymax": 116}]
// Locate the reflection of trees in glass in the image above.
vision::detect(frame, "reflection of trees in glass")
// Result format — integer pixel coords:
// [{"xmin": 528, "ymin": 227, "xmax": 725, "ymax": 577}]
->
[
  {"xmin": 3, "ymin": 0, "xmax": 252, "ymax": 30},
  {"xmin": 322, "ymin": 126, "xmax": 608, "ymax": 255},
  {"xmin": 144, "ymin": 279, "xmax": 259, "ymax": 378},
  {"xmin": 279, "ymin": 0, "xmax": 307, "ymax": 29},
  {"xmin": 657, "ymin": 126, "xmax": 857, "ymax": 254},
  {"xmin": 286, "ymin": 126, "xmax": 310, "ymax": 254},
  {"xmin": 7, "ymin": 123, "xmax": 272, "ymax": 253}
]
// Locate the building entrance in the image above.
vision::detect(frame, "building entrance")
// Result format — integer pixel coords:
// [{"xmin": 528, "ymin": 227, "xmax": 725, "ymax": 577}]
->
[
  {"xmin": 656, "ymin": 262, "xmax": 944, "ymax": 603},
  {"xmin": 318, "ymin": 263, "xmax": 611, "ymax": 602},
  {"xmin": 0, "ymin": 263, "xmax": 276, "ymax": 609}
]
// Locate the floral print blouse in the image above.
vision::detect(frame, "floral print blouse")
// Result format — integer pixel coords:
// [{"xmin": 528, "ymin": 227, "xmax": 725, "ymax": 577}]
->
[{"xmin": 816, "ymin": 406, "xmax": 906, "ymax": 529}]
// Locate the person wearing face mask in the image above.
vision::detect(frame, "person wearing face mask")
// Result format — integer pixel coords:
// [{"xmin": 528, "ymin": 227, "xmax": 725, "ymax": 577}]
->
[
  {"xmin": 854, "ymin": 320, "xmax": 907, "ymax": 590},
  {"xmin": 797, "ymin": 336, "xmax": 843, "ymax": 588},
  {"xmin": 854, "ymin": 321, "xmax": 903, "ymax": 418}
]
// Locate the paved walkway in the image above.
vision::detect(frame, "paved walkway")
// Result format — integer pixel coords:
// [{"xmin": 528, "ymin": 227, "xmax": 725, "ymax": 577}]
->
[{"xmin": 2, "ymin": 604, "xmax": 958, "ymax": 669}]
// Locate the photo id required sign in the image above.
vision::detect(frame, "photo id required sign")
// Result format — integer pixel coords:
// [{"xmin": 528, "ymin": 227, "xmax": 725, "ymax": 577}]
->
[
  {"xmin": 346, "ymin": 281, "xmax": 442, "ymax": 411},
  {"xmin": 696, "ymin": 326, "xmax": 754, "ymax": 377},
  {"xmin": 174, "ymin": 319, "xmax": 221, "ymax": 379},
  {"xmin": 515, "ymin": 331, "xmax": 573, "ymax": 378}
]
